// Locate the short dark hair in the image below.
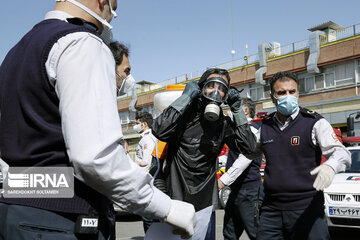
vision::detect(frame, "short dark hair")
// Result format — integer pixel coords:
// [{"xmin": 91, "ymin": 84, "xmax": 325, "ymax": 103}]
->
[
  {"xmin": 136, "ymin": 111, "xmax": 153, "ymax": 129},
  {"xmin": 269, "ymin": 71, "xmax": 298, "ymax": 94},
  {"xmin": 109, "ymin": 41, "xmax": 130, "ymax": 66},
  {"xmin": 198, "ymin": 68, "xmax": 231, "ymax": 89},
  {"xmin": 241, "ymin": 98, "xmax": 255, "ymax": 119}
]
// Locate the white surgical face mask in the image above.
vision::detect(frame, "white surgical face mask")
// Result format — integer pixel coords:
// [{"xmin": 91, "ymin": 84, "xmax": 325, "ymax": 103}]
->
[
  {"xmin": 58, "ymin": 0, "xmax": 117, "ymax": 44},
  {"xmin": 133, "ymin": 123, "xmax": 143, "ymax": 133},
  {"xmin": 117, "ymin": 74, "xmax": 135, "ymax": 96}
]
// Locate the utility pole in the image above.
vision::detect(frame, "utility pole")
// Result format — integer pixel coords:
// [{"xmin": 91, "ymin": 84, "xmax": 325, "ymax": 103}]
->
[{"xmin": 230, "ymin": 0, "xmax": 235, "ymax": 67}]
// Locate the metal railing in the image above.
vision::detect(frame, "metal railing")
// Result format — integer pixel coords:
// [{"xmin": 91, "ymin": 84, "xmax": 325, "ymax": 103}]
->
[{"xmin": 119, "ymin": 23, "xmax": 360, "ymax": 99}]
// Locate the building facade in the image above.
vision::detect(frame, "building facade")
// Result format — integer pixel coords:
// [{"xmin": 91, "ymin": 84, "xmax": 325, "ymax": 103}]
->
[{"xmin": 118, "ymin": 21, "xmax": 360, "ymax": 158}]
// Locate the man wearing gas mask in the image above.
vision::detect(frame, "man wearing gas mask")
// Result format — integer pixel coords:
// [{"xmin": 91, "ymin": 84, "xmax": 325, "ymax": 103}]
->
[
  {"xmin": 152, "ymin": 68, "xmax": 257, "ymax": 239},
  {"xmin": 0, "ymin": 0, "xmax": 195, "ymax": 239}
]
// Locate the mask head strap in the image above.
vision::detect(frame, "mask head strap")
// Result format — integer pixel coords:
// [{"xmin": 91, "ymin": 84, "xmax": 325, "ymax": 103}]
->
[{"xmin": 58, "ymin": 0, "xmax": 113, "ymax": 29}]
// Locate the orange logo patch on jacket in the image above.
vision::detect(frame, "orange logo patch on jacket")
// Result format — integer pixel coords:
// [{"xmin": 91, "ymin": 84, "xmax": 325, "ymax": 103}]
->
[{"xmin": 331, "ymin": 131, "xmax": 339, "ymax": 142}]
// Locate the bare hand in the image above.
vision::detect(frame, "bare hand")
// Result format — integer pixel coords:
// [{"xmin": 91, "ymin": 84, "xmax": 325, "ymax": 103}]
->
[
  {"xmin": 218, "ymin": 178, "xmax": 225, "ymax": 190},
  {"xmin": 137, "ymin": 162, "xmax": 148, "ymax": 167}
]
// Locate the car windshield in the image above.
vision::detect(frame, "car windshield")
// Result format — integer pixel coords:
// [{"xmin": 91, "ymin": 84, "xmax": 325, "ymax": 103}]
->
[{"xmin": 345, "ymin": 149, "xmax": 360, "ymax": 173}]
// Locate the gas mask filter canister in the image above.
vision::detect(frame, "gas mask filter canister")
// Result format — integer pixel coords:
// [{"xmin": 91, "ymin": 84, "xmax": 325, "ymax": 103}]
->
[{"xmin": 204, "ymin": 103, "xmax": 221, "ymax": 121}]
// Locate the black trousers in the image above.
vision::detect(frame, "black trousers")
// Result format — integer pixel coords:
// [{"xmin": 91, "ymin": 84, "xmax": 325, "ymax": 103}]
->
[
  {"xmin": 223, "ymin": 185, "xmax": 263, "ymax": 240},
  {"xmin": 0, "ymin": 203, "xmax": 115, "ymax": 240},
  {"xmin": 256, "ymin": 203, "xmax": 330, "ymax": 240}
]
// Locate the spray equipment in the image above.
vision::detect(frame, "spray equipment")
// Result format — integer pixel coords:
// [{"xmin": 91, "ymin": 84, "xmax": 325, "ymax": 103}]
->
[{"xmin": 153, "ymin": 84, "xmax": 185, "ymax": 112}]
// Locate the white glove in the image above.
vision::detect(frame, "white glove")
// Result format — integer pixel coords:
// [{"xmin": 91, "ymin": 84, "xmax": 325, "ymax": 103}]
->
[
  {"xmin": 164, "ymin": 200, "xmax": 196, "ymax": 239},
  {"xmin": 0, "ymin": 158, "xmax": 9, "ymax": 180},
  {"xmin": 310, "ymin": 164, "xmax": 335, "ymax": 191}
]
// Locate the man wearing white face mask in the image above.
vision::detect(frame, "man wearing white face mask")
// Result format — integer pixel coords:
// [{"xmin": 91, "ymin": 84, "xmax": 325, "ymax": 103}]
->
[
  {"xmin": 109, "ymin": 41, "xmax": 135, "ymax": 97},
  {"xmin": 133, "ymin": 112, "xmax": 157, "ymax": 173},
  {"xmin": 0, "ymin": 0, "xmax": 195, "ymax": 239},
  {"xmin": 133, "ymin": 111, "xmax": 159, "ymax": 233},
  {"xmin": 256, "ymin": 71, "xmax": 351, "ymax": 240}
]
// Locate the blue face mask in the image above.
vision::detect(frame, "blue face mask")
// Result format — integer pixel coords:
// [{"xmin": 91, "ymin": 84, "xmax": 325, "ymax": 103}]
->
[{"xmin": 275, "ymin": 95, "xmax": 298, "ymax": 116}]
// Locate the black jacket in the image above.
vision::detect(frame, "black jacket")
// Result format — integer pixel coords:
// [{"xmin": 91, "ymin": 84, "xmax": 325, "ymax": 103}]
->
[{"xmin": 152, "ymin": 99, "xmax": 256, "ymax": 211}]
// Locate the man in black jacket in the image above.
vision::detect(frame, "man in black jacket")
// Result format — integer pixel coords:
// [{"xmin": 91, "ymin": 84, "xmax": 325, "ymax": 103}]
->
[{"xmin": 152, "ymin": 68, "xmax": 256, "ymax": 239}]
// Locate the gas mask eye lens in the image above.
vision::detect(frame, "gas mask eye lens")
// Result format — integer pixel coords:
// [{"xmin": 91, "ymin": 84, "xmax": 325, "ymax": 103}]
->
[
  {"xmin": 202, "ymin": 79, "xmax": 228, "ymax": 103},
  {"xmin": 207, "ymin": 90, "xmax": 222, "ymax": 102},
  {"xmin": 201, "ymin": 76, "xmax": 229, "ymax": 121},
  {"xmin": 217, "ymin": 85, "xmax": 227, "ymax": 97},
  {"xmin": 207, "ymin": 82, "xmax": 215, "ymax": 89}
]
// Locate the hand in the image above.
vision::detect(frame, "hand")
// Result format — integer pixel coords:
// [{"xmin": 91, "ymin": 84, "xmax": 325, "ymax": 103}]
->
[
  {"xmin": 164, "ymin": 200, "xmax": 196, "ymax": 239},
  {"xmin": 310, "ymin": 164, "xmax": 335, "ymax": 191},
  {"xmin": 183, "ymin": 81, "xmax": 200, "ymax": 100},
  {"xmin": 227, "ymin": 88, "xmax": 242, "ymax": 111},
  {"xmin": 137, "ymin": 162, "xmax": 148, "ymax": 167},
  {"xmin": 218, "ymin": 178, "xmax": 225, "ymax": 190}
]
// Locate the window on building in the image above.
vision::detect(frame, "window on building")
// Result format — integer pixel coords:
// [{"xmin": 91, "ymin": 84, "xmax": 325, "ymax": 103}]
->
[
  {"xmin": 315, "ymin": 74, "xmax": 324, "ymax": 89},
  {"xmin": 119, "ymin": 111, "xmax": 129, "ymax": 124},
  {"xmin": 335, "ymin": 61, "xmax": 355, "ymax": 85},
  {"xmin": 249, "ymin": 84, "xmax": 264, "ymax": 100},
  {"xmin": 356, "ymin": 59, "xmax": 360, "ymax": 83},
  {"xmin": 305, "ymin": 76, "xmax": 315, "ymax": 92},
  {"xmin": 129, "ymin": 111, "xmax": 136, "ymax": 122},
  {"xmin": 299, "ymin": 71, "xmax": 335, "ymax": 93},
  {"xmin": 299, "ymin": 78, "xmax": 305, "ymax": 93},
  {"xmin": 264, "ymin": 85, "xmax": 271, "ymax": 98},
  {"xmin": 324, "ymin": 72, "xmax": 335, "ymax": 87}
]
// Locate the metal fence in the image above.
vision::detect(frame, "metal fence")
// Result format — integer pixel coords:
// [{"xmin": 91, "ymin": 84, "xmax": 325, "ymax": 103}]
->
[{"xmin": 120, "ymin": 23, "xmax": 360, "ymax": 99}]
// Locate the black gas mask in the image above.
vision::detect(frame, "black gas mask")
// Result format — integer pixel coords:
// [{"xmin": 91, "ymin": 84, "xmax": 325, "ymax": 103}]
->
[{"xmin": 201, "ymin": 76, "xmax": 229, "ymax": 121}]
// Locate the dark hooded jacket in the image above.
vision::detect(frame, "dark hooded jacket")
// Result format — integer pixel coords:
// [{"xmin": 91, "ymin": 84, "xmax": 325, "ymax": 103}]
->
[{"xmin": 152, "ymin": 71, "xmax": 256, "ymax": 211}]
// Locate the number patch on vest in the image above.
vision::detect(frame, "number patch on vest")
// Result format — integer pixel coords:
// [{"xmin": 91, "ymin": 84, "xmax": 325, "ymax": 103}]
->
[
  {"xmin": 81, "ymin": 218, "xmax": 98, "ymax": 227},
  {"xmin": 75, "ymin": 215, "xmax": 99, "ymax": 234}
]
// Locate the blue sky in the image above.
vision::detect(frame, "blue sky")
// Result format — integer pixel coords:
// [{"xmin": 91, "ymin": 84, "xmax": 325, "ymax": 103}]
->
[{"xmin": 1, "ymin": 0, "xmax": 359, "ymax": 84}]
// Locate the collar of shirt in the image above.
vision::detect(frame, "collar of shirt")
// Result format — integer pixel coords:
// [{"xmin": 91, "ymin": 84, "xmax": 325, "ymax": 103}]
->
[
  {"xmin": 140, "ymin": 129, "xmax": 152, "ymax": 138},
  {"xmin": 45, "ymin": 10, "xmax": 74, "ymax": 21},
  {"xmin": 273, "ymin": 107, "xmax": 300, "ymax": 131}
]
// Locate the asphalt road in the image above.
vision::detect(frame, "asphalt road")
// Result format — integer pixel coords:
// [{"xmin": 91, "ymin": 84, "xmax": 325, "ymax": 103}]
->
[{"xmin": 115, "ymin": 209, "xmax": 360, "ymax": 240}]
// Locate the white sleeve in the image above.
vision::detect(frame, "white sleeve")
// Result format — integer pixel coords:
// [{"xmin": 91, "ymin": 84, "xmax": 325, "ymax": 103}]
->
[
  {"xmin": 220, "ymin": 153, "xmax": 252, "ymax": 186},
  {"xmin": 220, "ymin": 123, "xmax": 263, "ymax": 186},
  {"xmin": 313, "ymin": 118, "xmax": 351, "ymax": 173},
  {"xmin": 45, "ymin": 32, "xmax": 170, "ymax": 219}
]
